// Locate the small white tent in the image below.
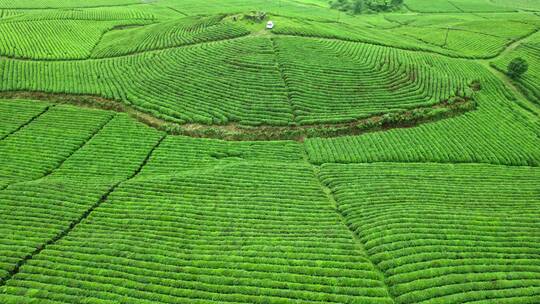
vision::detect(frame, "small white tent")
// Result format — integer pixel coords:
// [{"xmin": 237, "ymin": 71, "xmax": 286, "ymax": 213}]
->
[{"xmin": 266, "ymin": 21, "xmax": 274, "ymax": 29}]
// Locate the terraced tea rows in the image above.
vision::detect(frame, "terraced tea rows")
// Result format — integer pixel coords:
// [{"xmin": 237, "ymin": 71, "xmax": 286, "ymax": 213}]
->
[
  {"xmin": 391, "ymin": 26, "xmax": 508, "ymax": 58},
  {"xmin": 91, "ymin": 15, "xmax": 251, "ymax": 58},
  {"xmin": 157, "ymin": 0, "xmax": 341, "ymax": 20},
  {"xmin": 0, "ymin": 0, "xmax": 142, "ymax": 9},
  {"xmin": 1, "ymin": 31, "xmax": 479, "ymax": 127},
  {"xmin": 319, "ymin": 163, "xmax": 540, "ymax": 303},
  {"xmin": 1, "ymin": 1, "xmax": 539, "ymax": 303},
  {"xmin": 274, "ymin": 37, "xmax": 472, "ymax": 124},
  {"xmin": 0, "ymin": 19, "xmax": 150, "ymax": 59},
  {"xmin": 406, "ymin": 0, "xmax": 514, "ymax": 13},
  {"xmin": 1, "ymin": 7, "xmax": 155, "ymax": 22},
  {"xmin": 492, "ymin": 34, "xmax": 540, "ymax": 105},
  {"xmin": 0, "ymin": 109, "xmax": 164, "ymax": 289},
  {"xmin": 305, "ymin": 62, "xmax": 540, "ymax": 166},
  {"xmin": 1, "ymin": 36, "xmax": 300, "ymax": 126},
  {"xmin": 271, "ymin": 17, "xmax": 432, "ymax": 53},
  {"xmin": 0, "ymin": 99, "xmax": 49, "ymax": 140},
  {"xmin": 0, "ymin": 105, "xmax": 113, "ymax": 186},
  {"xmin": 0, "ymin": 131, "xmax": 395, "ymax": 304},
  {"xmin": 491, "ymin": 0, "xmax": 540, "ymax": 11}
]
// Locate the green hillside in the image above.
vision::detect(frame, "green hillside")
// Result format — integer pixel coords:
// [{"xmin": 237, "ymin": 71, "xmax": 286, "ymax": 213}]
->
[{"xmin": 0, "ymin": 0, "xmax": 539, "ymax": 303}]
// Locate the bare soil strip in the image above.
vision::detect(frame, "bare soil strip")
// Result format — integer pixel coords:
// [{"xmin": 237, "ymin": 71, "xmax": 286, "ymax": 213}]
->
[{"xmin": 0, "ymin": 91, "xmax": 475, "ymax": 141}]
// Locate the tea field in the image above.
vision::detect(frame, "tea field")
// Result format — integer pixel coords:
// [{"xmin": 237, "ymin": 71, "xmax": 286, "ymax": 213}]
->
[{"xmin": 0, "ymin": 0, "xmax": 539, "ymax": 303}]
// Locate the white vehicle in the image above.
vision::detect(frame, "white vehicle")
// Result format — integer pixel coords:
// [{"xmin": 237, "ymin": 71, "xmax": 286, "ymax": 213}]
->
[{"xmin": 266, "ymin": 21, "xmax": 274, "ymax": 29}]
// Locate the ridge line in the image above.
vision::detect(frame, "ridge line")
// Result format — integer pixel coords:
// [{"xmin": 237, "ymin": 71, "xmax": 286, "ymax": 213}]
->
[
  {"xmin": 301, "ymin": 149, "xmax": 397, "ymax": 303},
  {"xmin": 269, "ymin": 37, "xmax": 298, "ymax": 125}
]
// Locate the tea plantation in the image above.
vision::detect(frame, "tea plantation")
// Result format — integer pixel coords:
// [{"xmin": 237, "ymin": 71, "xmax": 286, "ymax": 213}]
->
[{"xmin": 0, "ymin": 0, "xmax": 539, "ymax": 303}]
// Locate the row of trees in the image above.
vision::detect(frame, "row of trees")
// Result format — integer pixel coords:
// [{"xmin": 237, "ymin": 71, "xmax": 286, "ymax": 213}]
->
[{"xmin": 329, "ymin": 0, "xmax": 403, "ymax": 14}]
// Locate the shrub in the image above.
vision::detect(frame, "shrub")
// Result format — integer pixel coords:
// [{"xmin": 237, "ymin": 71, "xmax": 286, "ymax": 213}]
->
[{"xmin": 507, "ymin": 57, "xmax": 528, "ymax": 79}]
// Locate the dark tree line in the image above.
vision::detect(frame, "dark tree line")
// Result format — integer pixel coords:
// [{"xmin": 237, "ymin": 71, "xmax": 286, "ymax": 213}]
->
[{"xmin": 330, "ymin": 0, "xmax": 403, "ymax": 15}]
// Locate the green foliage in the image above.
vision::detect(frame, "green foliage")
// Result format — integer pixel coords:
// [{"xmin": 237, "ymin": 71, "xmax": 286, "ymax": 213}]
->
[
  {"xmin": 0, "ymin": 19, "xmax": 149, "ymax": 60},
  {"xmin": 273, "ymin": 37, "xmax": 472, "ymax": 125},
  {"xmin": 242, "ymin": 11, "xmax": 267, "ymax": 22},
  {"xmin": 0, "ymin": 118, "xmax": 395, "ymax": 302},
  {"xmin": 0, "ymin": 105, "xmax": 114, "ymax": 183},
  {"xmin": 507, "ymin": 57, "xmax": 529, "ymax": 79},
  {"xmin": 305, "ymin": 66, "xmax": 540, "ymax": 167},
  {"xmin": 0, "ymin": 99, "xmax": 49, "ymax": 139},
  {"xmin": 329, "ymin": 0, "xmax": 402, "ymax": 14},
  {"xmin": 493, "ymin": 40, "xmax": 540, "ymax": 104},
  {"xmin": 406, "ymin": 0, "xmax": 513, "ymax": 13},
  {"xmin": 0, "ymin": 1, "xmax": 539, "ymax": 303},
  {"xmin": 0, "ymin": 0, "xmax": 140, "ymax": 9},
  {"xmin": 0, "ymin": 26, "xmax": 475, "ymax": 127},
  {"xmin": 91, "ymin": 15, "xmax": 249, "ymax": 58},
  {"xmin": 0, "ymin": 105, "xmax": 163, "ymax": 289},
  {"xmin": 320, "ymin": 162, "xmax": 540, "ymax": 303}
]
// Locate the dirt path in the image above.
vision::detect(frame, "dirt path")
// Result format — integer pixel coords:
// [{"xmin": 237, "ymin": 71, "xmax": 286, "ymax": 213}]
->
[{"xmin": 491, "ymin": 28, "xmax": 540, "ymax": 60}]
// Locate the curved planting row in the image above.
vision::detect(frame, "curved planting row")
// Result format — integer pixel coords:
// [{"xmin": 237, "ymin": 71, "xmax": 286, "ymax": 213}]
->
[
  {"xmin": 272, "ymin": 14, "xmax": 540, "ymax": 59},
  {"xmin": 274, "ymin": 37, "xmax": 473, "ymax": 125},
  {"xmin": 0, "ymin": 37, "xmax": 294, "ymax": 126},
  {"xmin": 392, "ymin": 26, "xmax": 508, "ymax": 58},
  {"xmin": 305, "ymin": 58, "xmax": 540, "ymax": 166},
  {"xmin": 91, "ymin": 15, "xmax": 251, "ymax": 58},
  {"xmin": 319, "ymin": 162, "xmax": 540, "ymax": 304},
  {"xmin": 270, "ymin": 17, "xmax": 460, "ymax": 57}
]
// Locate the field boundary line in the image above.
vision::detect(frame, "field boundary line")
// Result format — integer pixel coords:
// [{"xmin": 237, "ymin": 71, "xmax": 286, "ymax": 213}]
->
[
  {"xmin": 0, "ymin": 133, "xmax": 167, "ymax": 287},
  {"xmin": 0, "ymin": 104, "xmax": 53, "ymax": 142},
  {"xmin": 44, "ymin": 113, "xmax": 117, "ymax": 175},
  {"xmin": 270, "ymin": 37, "xmax": 298, "ymax": 124},
  {"xmin": 167, "ymin": 6, "xmax": 188, "ymax": 16},
  {"xmin": 301, "ymin": 151, "xmax": 397, "ymax": 303}
]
